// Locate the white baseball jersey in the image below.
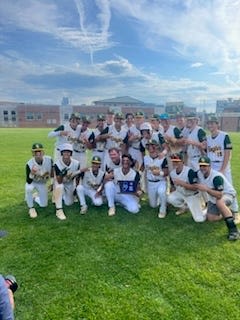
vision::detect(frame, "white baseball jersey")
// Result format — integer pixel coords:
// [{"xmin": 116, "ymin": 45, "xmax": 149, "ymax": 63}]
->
[
  {"xmin": 93, "ymin": 127, "xmax": 106, "ymax": 152},
  {"xmin": 198, "ymin": 169, "xmax": 236, "ymax": 204},
  {"xmin": 113, "ymin": 167, "xmax": 140, "ymax": 193},
  {"xmin": 48, "ymin": 123, "xmax": 80, "ymax": 150},
  {"xmin": 54, "ymin": 158, "xmax": 80, "ymax": 184},
  {"xmin": 207, "ymin": 131, "xmax": 232, "ymax": 163},
  {"xmin": 72, "ymin": 127, "xmax": 94, "ymax": 153},
  {"xmin": 125, "ymin": 124, "xmax": 142, "ymax": 149},
  {"xmin": 144, "ymin": 155, "xmax": 168, "ymax": 182},
  {"xmin": 27, "ymin": 156, "xmax": 52, "ymax": 183},
  {"xmin": 104, "ymin": 125, "xmax": 128, "ymax": 150},
  {"xmin": 170, "ymin": 165, "xmax": 197, "ymax": 197},
  {"xmin": 82, "ymin": 169, "xmax": 105, "ymax": 190},
  {"xmin": 187, "ymin": 126, "xmax": 206, "ymax": 159},
  {"xmin": 163, "ymin": 125, "xmax": 183, "ymax": 154}
]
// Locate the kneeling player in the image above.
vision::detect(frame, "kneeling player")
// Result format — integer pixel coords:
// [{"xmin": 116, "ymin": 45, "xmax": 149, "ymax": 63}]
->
[{"xmin": 25, "ymin": 143, "xmax": 53, "ymax": 218}]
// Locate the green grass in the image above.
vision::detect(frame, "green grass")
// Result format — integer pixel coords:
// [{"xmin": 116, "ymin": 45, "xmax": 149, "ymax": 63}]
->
[{"xmin": 0, "ymin": 128, "xmax": 240, "ymax": 320}]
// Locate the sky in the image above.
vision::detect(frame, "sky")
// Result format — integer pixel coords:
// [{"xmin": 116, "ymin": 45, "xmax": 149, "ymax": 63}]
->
[{"xmin": 1, "ymin": 0, "xmax": 240, "ymax": 111}]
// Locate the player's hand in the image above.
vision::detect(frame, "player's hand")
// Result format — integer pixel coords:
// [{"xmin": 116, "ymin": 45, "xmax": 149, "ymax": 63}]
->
[{"xmin": 48, "ymin": 184, "xmax": 53, "ymax": 192}]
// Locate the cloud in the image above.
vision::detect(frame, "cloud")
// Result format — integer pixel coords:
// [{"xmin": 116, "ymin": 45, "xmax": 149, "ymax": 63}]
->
[
  {"xmin": 110, "ymin": 0, "xmax": 240, "ymax": 80},
  {"xmin": 0, "ymin": 0, "xmax": 113, "ymax": 56},
  {"xmin": 191, "ymin": 62, "xmax": 203, "ymax": 68}
]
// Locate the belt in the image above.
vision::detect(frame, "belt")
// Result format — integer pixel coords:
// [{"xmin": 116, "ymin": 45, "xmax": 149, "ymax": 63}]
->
[
  {"xmin": 148, "ymin": 180, "xmax": 161, "ymax": 183},
  {"xmin": 192, "ymin": 155, "xmax": 201, "ymax": 158},
  {"xmin": 97, "ymin": 150, "xmax": 104, "ymax": 152},
  {"xmin": 74, "ymin": 149, "xmax": 85, "ymax": 153},
  {"xmin": 212, "ymin": 160, "xmax": 221, "ymax": 163}
]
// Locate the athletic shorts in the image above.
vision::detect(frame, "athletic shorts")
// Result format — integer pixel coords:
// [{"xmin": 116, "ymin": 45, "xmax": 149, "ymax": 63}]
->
[{"xmin": 207, "ymin": 194, "xmax": 234, "ymax": 216}]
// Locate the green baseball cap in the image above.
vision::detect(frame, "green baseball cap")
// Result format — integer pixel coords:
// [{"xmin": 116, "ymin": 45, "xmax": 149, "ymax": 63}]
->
[
  {"xmin": 32, "ymin": 143, "xmax": 44, "ymax": 152},
  {"xmin": 198, "ymin": 156, "xmax": 211, "ymax": 166}
]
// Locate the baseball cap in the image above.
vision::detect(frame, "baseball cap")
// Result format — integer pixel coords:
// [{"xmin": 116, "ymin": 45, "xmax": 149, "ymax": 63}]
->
[
  {"xmin": 186, "ymin": 112, "xmax": 197, "ymax": 120},
  {"xmin": 159, "ymin": 113, "xmax": 170, "ymax": 120},
  {"xmin": 170, "ymin": 153, "xmax": 184, "ymax": 162},
  {"xmin": 198, "ymin": 156, "xmax": 211, "ymax": 166},
  {"xmin": 92, "ymin": 156, "xmax": 101, "ymax": 164},
  {"xmin": 114, "ymin": 112, "xmax": 124, "ymax": 119},
  {"xmin": 60, "ymin": 143, "xmax": 73, "ymax": 152},
  {"xmin": 97, "ymin": 114, "xmax": 105, "ymax": 121},
  {"xmin": 32, "ymin": 143, "xmax": 44, "ymax": 152},
  {"xmin": 207, "ymin": 115, "xmax": 219, "ymax": 123},
  {"xmin": 107, "ymin": 108, "xmax": 115, "ymax": 115},
  {"xmin": 135, "ymin": 111, "xmax": 144, "ymax": 118},
  {"xmin": 150, "ymin": 114, "xmax": 160, "ymax": 120},
  {"xmin": 140, "ymin": 122, "xmax": 152, "ymax": 131},
  {"xmin": 81, "ymin": 115, "xmax": 91, "ymax": 123},
  {"xmin": 146, "ymin": 139, "xmax": 159, "ymax": 146},
  {"xmin": 70, "ymin": 112, "xmax": 81, "ymax": 120}
]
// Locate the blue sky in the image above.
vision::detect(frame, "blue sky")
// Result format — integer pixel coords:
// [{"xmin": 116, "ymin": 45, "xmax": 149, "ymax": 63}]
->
[{"xmin": 1, "ymin": 0, "xmax": 240, "ymax": 111}]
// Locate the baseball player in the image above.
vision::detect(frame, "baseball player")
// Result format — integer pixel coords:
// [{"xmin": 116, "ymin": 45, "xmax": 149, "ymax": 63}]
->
[
  {"xmin": 206, "ymin": 116, "xmax": 239, "ymax": 222},
  {"xmin": 53, "ymin": 143, "xmax": 81, "ymax": 220},
  {"xmin": 143, "ymin": 139, "xmax": 168, "ymax": 218},
  {"xmin": 48, "ymin": 113, "xmax": 81, "ymax": 161},
  {"xmin": 92, "ymin": 114, "xmax": 107, "ymax": 169},
  {"xmin": 167, "ymin": 152, "xmax": 206, "ymax": 222},
  {"xmin": 185, "ymin": 113, "xmax": 206, "ymax": 171},
  {"xmin": 150, "ymin": 113, "xmax": 164, "ymax": 134},
  {"xmin": 76, "ymin": 156, "xmax": 105, "ymax": 214},
  {"xmin": 99, "ymin": 112, "xmax": 128, "ymax": 169},
  {"xmin": 196, "ymin": 156, "xmax": 239, "ymax": 241},
  {"xmin": 104, "ymin": 154, "xmax": 141, "ymax": 216},
  {"xmin": 72, "ymin": 115, "xmax": 94, "ymax": 169},
  {"xmin": 25, "ymin": 143, "xmax": 53, "ymax": 218},
  {"xmin": 124, "ymin": 113, "xmax": 143, "ymax": 169}
]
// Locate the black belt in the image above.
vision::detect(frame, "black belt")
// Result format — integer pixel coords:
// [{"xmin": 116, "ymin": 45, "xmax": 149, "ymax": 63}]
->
[
  {"xmin": 74, "ymin": 149, "xmax": 85, "ymax": 153},
  {"xmin": 212, "ymin": 160, "xmax": 221, "ymax": 163},
  {"xmin": 148, "ymin": 180, "xmax": 161, "ymax": 183},
  {"xmin": 96, "ymin": 150, "xmax": 104, "ymax": 152}
]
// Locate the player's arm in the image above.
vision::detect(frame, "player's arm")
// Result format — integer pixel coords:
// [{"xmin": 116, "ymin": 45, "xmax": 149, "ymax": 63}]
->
[
  {"xmin": 48, "ymin": 125, "xmax": 66, "ymax": 138},
  {"xmin": 54, "ymin": 164, "xmax": 64, "ymax": 184},
  {"xmin": 196, "ymin": 176, "xmax": 223, "ymax": 199},
  {"xmin": 26, "ymin": 164, "xmax": 33, "ymax": 184},
  {"xmin": 220, "ymin": 134, "xmax": 232, "ymax": 173}
]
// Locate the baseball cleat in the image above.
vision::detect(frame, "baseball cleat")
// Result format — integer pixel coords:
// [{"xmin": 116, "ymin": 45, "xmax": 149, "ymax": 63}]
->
[
  {"xmin": 56, "ymin": 209, "xmax": 66, "ymax": 220},
  {"xmin": 108, "ymin": 207, "xmax": 116, "ymax": 216},
  {"xmin": 158, "ymin": 211, "xmax": 167, "ymax": 219},
  {"xmin": 80, "ymin": 205, "xmax": 88, "ymax": 214},
  {"xmin": 29, "ymin": 208, "xmax": 37, "ymax": 218},
  {"xmin": 175, "ymin": 206, "xmax": 188, "ymax": 216},
  {"xmin": 228, "ymin": 231, "xmax": 240, "ymax": 241},
  {"xmin": 233, "ymin": 213, "xmax": 240, "ymax": 225}
]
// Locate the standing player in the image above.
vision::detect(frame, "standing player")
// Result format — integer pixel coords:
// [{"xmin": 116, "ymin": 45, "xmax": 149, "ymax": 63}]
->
[
  {"xmin": 168, "ymin": 153, "xmax": 206, "ymax": 222},
  {"xmin": 92, "ymin": 114, "xmax": 107, "ymax": 169},
  {"xmin": 206, "ymin": 116, "xmax": 239, "ymax": 222},
  {"xmin": 184, "ymin": 113, "xmax": 206, "ymax": 171},
  {"xmin": 48, "ymin": 113, "xmax": 80, "ymax": 161},
  {"xmin": 72, "ymin": 115, "xmax": 94, "ymax": 169},
  {"xmin": 196, "ymin": 156, "xmax": 239, "ymax": 241},
  {"xmin": 25, "ymin": 143, "xmax": 53, "ymax": 218},
  {"xmin": 53, "ymin": 143, "xmax": 81, "ymax": 220},
  {"xmin": 76, "ymin": 156, "xmax": 105, "ymax": 214}
]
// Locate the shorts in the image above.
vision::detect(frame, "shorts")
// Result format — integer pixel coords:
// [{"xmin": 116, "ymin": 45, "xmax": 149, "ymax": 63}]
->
[{"xmin": 207, "ymin": 194, "xmax": 234, "ymax": 216}]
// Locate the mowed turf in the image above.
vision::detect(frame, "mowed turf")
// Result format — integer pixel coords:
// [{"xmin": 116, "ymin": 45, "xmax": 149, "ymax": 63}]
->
[{"xmin": 0, "ymin": 128, "xmax": 240, "ymax": 320}]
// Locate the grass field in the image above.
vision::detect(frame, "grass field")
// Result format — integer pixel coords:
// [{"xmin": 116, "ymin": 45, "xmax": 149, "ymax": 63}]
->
[{"xmin": 0, "ymin": 128, "xmax": 240, "ymax": 320}]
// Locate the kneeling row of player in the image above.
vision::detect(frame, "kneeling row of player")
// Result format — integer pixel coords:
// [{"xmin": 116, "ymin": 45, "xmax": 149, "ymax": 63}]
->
[{"xmin": 25, "ymin": 142, "xmax": 239, "ymax": 241}]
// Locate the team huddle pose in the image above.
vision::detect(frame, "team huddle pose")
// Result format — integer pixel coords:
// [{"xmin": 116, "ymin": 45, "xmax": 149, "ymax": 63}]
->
[{"xmin": 25, "ymin": 111, "xmax": 240, "ymax": 241}]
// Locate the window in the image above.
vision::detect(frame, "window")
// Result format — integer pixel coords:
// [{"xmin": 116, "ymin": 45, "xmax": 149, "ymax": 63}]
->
[
  {"xmin": 26, "ymin": 112, "xmax": 34, "ymax": 120},
  {"xmin": 3, "ymin": 110, "xmax": 8, "ymax": 121},
  {"xmin": 11, "ymin": 110, "xmax": 16, "ymax": 121},
  {"xmin": 64, "ymin": 113, "xmax": 69, "ymax": 121}
]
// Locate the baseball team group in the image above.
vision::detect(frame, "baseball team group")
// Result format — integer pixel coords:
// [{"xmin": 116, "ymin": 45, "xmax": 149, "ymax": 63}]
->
[{"xmin": 25, "ymin": 110, "xmax": 240, "ymax": 241}]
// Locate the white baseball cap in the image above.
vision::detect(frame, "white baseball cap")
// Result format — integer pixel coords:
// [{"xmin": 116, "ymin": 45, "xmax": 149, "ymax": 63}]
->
[{"xmin": 60, "ymin": 143, "xmax": 73, "ymax": 152}]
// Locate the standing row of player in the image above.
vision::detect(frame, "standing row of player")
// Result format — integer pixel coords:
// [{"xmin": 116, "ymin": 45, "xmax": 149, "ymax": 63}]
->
[{"xmin": 25, "ymin": 111, "xmax": 240, "ymax": 240}]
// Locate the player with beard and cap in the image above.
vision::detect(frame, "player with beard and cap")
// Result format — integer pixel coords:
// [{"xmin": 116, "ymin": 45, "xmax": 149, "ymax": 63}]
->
[
  {"xmin": 206, "ymin": 115, "xmax": 240, "ymax": 224},
  {"xmin": 196, "ymin": 156, "xmax": 239, "ymax": 241}
]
